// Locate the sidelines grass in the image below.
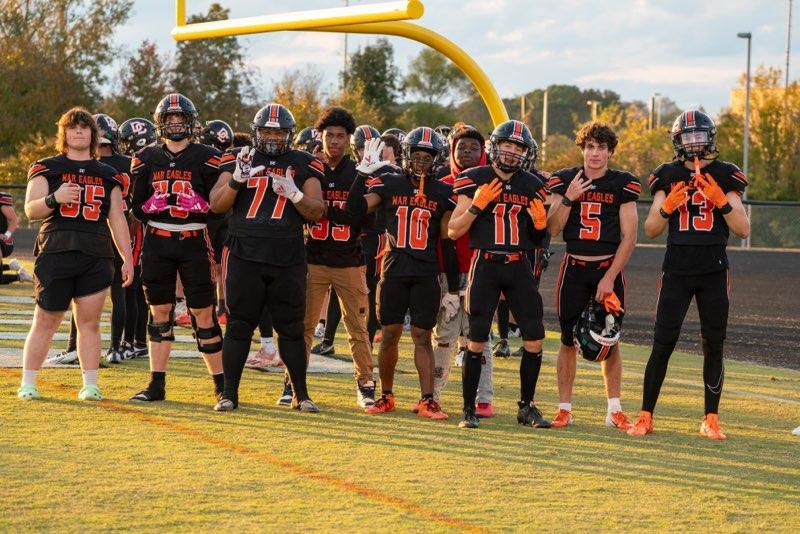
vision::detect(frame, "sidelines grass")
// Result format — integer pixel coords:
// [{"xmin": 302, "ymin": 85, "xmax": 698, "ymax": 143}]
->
[{"xmin": 1, "ymin": 262, "xmax": 799, "ymax": 531}]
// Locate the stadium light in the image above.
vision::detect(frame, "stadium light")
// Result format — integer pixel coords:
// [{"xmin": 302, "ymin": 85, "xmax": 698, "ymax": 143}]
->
[{"xmin": 738, "ymin": 31, "xmax": 752, "ymax": 248}]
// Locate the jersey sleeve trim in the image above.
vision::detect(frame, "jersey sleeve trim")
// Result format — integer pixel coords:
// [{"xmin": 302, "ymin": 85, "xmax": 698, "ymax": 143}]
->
[
  {"xmin": 452, "ymin": 176, "xmax": 476, "ymax": 194},
  {"xmin": 205, "ymin": 156, "xmax": 221, "ymax": 169},
  {"xmin": 366, "ymin": 177, "xmax": 384, "ymax": 191},
  {"xmin": 0, "ymin": 193, "xmax": 12, "ymax": 205},
  {"xmin": 27, "ymin": 163, "xmax": 48, "ymax": 181},
  {"xmin": 731, "ymin": 170, "xmax": 749, "ymax": 187}
]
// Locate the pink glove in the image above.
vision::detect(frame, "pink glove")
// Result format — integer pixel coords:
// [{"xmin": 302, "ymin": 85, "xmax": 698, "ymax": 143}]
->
[
  {"xmin": 142, "ymin": 191, "xmax": 169, "ymax": 214},
  {"xmin": 177, "ymin": 191, "xmax": 210, "ymax": 214}
]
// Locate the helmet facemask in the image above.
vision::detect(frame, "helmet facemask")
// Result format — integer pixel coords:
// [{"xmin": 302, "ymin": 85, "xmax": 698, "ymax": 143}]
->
[
  {"xmin": 158, "ymin": 112, "xmax": 195, "ymax": 142},
  {"xmin": 677, "ymin": 129, "xmax": 712, "ymax": 160},
  {"xmin": 489, "ymin": 140, "xmax": 531, "ymax": 173},
  {"xmin": 255, "ymin": 127, "xmax": 292, "ymax": 156},
  {"xmin": 402, "ymin": 147, "xmax": 436, "ymax": 182}
]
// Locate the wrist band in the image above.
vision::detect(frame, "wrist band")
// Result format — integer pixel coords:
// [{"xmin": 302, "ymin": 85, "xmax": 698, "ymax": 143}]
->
[
  {"xmin": 659, "ymin": 207, "xmax": 671, "ymax": 219},
  {"xmin": 45, "ymin": 194, "xmax": 58, "ymax": 209},
  {"xmin": 228, "ymin": 177, "xmax": 243, "ymax": 190},
  {"xmin": 719, "ymin": 202, "xmax": 733, "ymax": 215},
  {"xmin": 3, "ymin": 230, "xmax": 11, "ymax": 238},
  {"xmin": 291, "ymin": 191, "xmax": 304, "ymax": 204},
  {"xmin": 561, "ymin": 196, "xmax": 573, "ymax": 207},
  {"xmin": 468, "ymin": 205, "xmax": 482, "ymax": 215}
]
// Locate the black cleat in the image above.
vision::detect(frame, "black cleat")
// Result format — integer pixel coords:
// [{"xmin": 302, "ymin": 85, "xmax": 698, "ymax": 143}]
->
[
  {"xmin": 130, "ymin": 387, "xmax": 166, "ymax": 402},
  {"xmin": 492, "ymin": 339, "xmax": 511, "ymax": 358},
  {"xmin": 276, "ymin": 378, "xmax": 293, "ymax": 407},
  {"xmin": 310, "ymin": 342, "xmax": 335, "ymax": 356},
  {"xmin": 213, "ymin": 398, "xmax": 237, "ymax": 412},
  {"xmin": 517, "ymin": 401, "xmax": 551, "ymax": 428},
  {"xmin": 294, "ymin": 398, "xmax": 320, "ymax": 413},
  {"xmin": 458, "ymin": 407, "xmax": 479, "ymax": 429}
]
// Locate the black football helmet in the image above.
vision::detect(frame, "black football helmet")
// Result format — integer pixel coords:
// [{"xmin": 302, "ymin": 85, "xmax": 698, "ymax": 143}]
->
[
  {"xmin": 382, "ymin": 128, "xmax": 406, "ymax": 142},
  {"xmin": 154, "ymin": 93, "xmax": 198, "ymax": 142},
  {"xmin": 434, "ymin": 124, "xmax": 452, "ymax": 140},
  {"xmin": 573, "ymin": 300, "xmax": 621, "ymax": 362},
  {"xmin": 119, "ymin": 117, "xmax": 157, "ymax": 155},
  {"xmin": 350, "ymin": 125, "xmax": 381, "ymax": 154},
  {"xmin": 201, "ymin": 120, "xmax": 234, "ymax": 151},
  {"xmin": 93, "ymin": 113, "xmax": 119, "ymax": 151},
  {"xmin": 671, "ymin": 110, "xmax": 718, "ymax": 161},
  {"xmin": 293, "ymin": 127, "xmax": 320, "ymax": 153},
  {"xmin": 401, "ymin": 126, "xmax": 443, "ymax": 179},
  {"xmin": 487, "ymin": 119, "xmax": 537, "ymax": 173},
  {"xmin": 251, "ymin": 103, "xmax": 296, "ymax": 156}
]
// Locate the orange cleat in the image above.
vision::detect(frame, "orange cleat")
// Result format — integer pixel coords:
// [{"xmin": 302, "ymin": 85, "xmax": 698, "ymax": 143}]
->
[
  {"xmin": 365, "ymin": 393, "xmax": 395, "ymax": 414},
  {"xmin": 627, "ymin": 411, "xmax": 653, "ymax": 436},
  {"xmin": 475, "ymin": 402, "xmax": 495, "ymax": 418},
  {"xmin": 411, "ymin": 399, "xmax": 422, "ymax": 414},
  {"xmin": 700, "ymin": 413, "xmax": 727, "ymax": 440},
  {"xmin": 606, "ymin": 410, "xmax": 634, "ymax": 430},
  {"xmin": 551, "ymin": 408, "xmax": 573, "ymax": 428},
  {"xmin": 418, "ymin": 398, "xmax": 448, "ymax": 420}
]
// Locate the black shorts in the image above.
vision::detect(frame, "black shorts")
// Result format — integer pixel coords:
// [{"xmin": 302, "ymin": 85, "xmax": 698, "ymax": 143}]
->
[
  {"xmin": 466, "ymin": 251, "xmax": 544, "ymax": 342},
  {"xmin": 207, "ymin": 217, "xmax": 229, "ymax": 264},
  {"xmin": 377, "ymin": 275, "xmax": 440, "ymax": 330},
  {"xmin": 654, "ymin": 269, "xmax": 730, "ymax": 345},
  {"xmin": 141, "ymin": 228, "xmax": 215, "ymax": 308},
  {"xmin": 222, "ymin": 248, "xmax": 307, "ymax": 338},
  {"xmin": 34, "ymin": 251, "xmax": 114, "ymax": 312},
  {"xmin": 555, "ymin": 255, "xmax": 626, "ymax": 346},
  {"xmin": 0, "ymin": 241, "xmax": 13, "ymax": 258}
]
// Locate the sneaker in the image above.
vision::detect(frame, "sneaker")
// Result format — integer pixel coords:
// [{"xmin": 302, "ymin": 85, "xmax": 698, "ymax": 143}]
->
[
  {"xmin": 455, "ymin": 347, "xmax": 466, "ymax": 368},
  {"xmin": 276, "ymin": 379, "xmax": 293, "ymax": 407},
  {"xmin": 513, "ymin": 346, "xmax": 524, "ymax": 357},
  {"xmin": 606, "ymin": 410, "xmax": 633, "ymax": 430},
  {"xmin": 365, "ymin": 393, "xmax": 395, "ymax": 414},
  {"xmin": 175, "ymin": 311, "xmax": 192, "ymax": 327},
  {"xmin": 402, "ymin": 314, "xmax": 411, "ymax": 332},
  {"xmin": 246, "ymin": 347, "xmax": 283, "ymax": 370},
  {"xmin": 214, "ymin": 398, "xmax": 237, "ymax": 412},
  {"xmin": 357, "ymin": 381, "xmax": 376, "ymax": 408},
  {"xmin": 313, "ymin": 321, "xmax": 326, "ymax": 339},
  {"xmin": 174, "ymin": 298, "xmax": 187, "ymax": 317},
  {"xmin": 627, "ymin": 411, "xmax": 653, "ymax": 436},
  {"xmin": 700, "ymin": 413, "xmax": 727, "ymax": 440},
  {"xmin": 419, "ymin": 398, "xmax": 448, "ymax": 420},
  {"xmin": 552, "ymin": 408, "xmax": 573, "ymax": 428},
  {"xmin": 508, "ymin": 326, "xmax": 521, "ymax": 338},
  {"xmin": 458, "ymin": 407, "xmax": 479, "ymax": 428},
  {"xmin": 105, "ymin": 347, "xmax": 124, "ymax": 364},
  {"xmin": 132, "ymin": 343, "xmax": 148, "ymax": 359},
  {"xmin": 411, "ymin": 398, "xmax": 422, "ymax": 414},
  {"xmin": 294, "ymin": 399, "xmax": 320, "ymax": 413},
  {"xmin": 9, "ymin": 259, "xmax": 34, "ymax": 283},
  {"xmin": 792, "ymin": 425, "xmax": 800, "ymax": 436},
  {"xmin": 216, "ymin": 312, "xmax": 227, "ymax": 326},
  {"xmin": 119, "ymin": 341, "xmax": 135, "ymax": 361},
  {"xmin": 518, "ymin": 402, "xmax": 551, "ymax": 428},
  {"xmin": 475, "ymin": 402, "xmax": 495, "ymax": 418},
  {"xmin": 130, "ymin": 386, "xmax": 166, "ymax": 402},
  {"xmin": 492, "ymin": 339, "xmax": 511, "ymax": 358},
  {"xmin": 17, "ymin": 384, "xmax": 40, "ymax": 400},
  {"xmin": 78, "ymin": 384, "xmax": 103, "ymax": 401},
  {"xmin": 310, "ymin": 342, "xmax": 335, "ymax": 356},
  {"xmin": 47, "ymin": 350, "xmax": 78, "ymax": 365}
]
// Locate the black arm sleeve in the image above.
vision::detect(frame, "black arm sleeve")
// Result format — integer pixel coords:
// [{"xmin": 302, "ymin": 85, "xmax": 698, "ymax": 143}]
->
[
  {"xmin": 440, "ymin": 238, "xmax": 460, "ymax": 293},
  {"xmin": 343, "ymin": 172, "xmax": 369, "ymax": 219},
  {"xmin": 130, "ymin": 165, "xmax": 150, "ymax": 223}
]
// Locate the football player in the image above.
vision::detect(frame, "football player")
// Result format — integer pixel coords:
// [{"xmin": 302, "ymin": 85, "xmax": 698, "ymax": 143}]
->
[
  {"xmin": 300, "ymin": 107, "xmax": 375, "ymax": 408},
  {"xmin": 129, "ymin": 93, "xmax": 226, "ymax": 402},
  {"xmin": 546, "ymin": 121, "xmax": 640, "ymax": 429},
  {"xmin": 209, "ymin": 104, "xmax": 325, "ymax": 412},
  {"xmin": 449, "ymin": 119, "xmax": 550, "ymax": 429},
  {"xmin": 628, "ymin": 110, "xmax": 750, "ymax": 440},
  {"xmin": 346, "ymin": 128, "xmax": 459, "ymax": 419},
  {"xmin": 19, "ymin": 107, "xmax": 132, "ymax": 401},
  {"xmin": 0, "ymin": 191, "xmax": 33, "ymax": 284}
]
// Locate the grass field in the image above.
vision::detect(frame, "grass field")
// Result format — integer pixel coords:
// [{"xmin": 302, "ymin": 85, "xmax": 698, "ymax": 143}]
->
[{"xmin": 1, "ymin": 263, "xmax": 799, "ymax": 531}]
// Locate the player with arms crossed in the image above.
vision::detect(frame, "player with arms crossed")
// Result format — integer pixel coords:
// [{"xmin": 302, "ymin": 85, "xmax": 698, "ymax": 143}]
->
[{"xmin": 628, "ymin": 110, "xmax": 750, "ymax": 440}]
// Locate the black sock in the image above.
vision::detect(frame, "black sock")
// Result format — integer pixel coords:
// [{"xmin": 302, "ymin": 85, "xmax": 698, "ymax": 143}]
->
[
  {"xmin": 0, "ymin": 273, "xmax": 19, "ymax": 284},
  {"xmin": 222, "ymin": 334, "xmax": 251, "ymax": 403},
  {"xmin": 212, "ymin": 372, "xmax": 225, "ymax": 396},
  {"xmin": 150, "ymin": 371, "xmax": 166, "ymax": 389},
  {"xmin": 462, "ymin": 350, "xmax": 482, "ymax": 410},
  {"xmin": 520, "ymin": 349, "xmax": 542, "ymax": 403},
  {"xmin": 702, "ymin": 338, "xmax": 724, "ymax": 414},
  {"xmin": 279, "ymin": 336, "xmax": 309, "ymax": 401},
  {"xmin": 381, "ymin": 389, "xmax": 393, "ymax": 396},
  {"xmin": 422, "ymin": 392, "xmax": 433, "ymax": 400},
  {"xmin": 641, "ymin": 340, "xmax": 675, "ymax": 413}
]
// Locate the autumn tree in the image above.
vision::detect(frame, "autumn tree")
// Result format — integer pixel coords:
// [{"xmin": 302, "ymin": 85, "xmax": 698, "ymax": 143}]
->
[{"xmin": 103, "ymin": 40, "xmax": 169, "ymax": 121}]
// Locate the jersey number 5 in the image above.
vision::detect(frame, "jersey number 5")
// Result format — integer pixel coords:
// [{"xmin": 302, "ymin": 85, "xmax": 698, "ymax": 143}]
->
[
  {"xmin": 60, "ymin": 184, "xmax": 104, "ymax": 222},
  {"xmin": 579, "ymin": 202, "xmax": 602, "ymax": 240},
  {"xmin": 395, "ymin": 205, "xmax": 430, "ymax": 250}
]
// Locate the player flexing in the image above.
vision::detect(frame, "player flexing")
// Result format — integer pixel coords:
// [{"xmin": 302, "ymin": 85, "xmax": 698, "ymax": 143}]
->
[
  {"xmin": 129, "ymin": 93, "xmax": 225, "ymax": 402},
  {"xmin": 547, "ymin": 121, "xmax": 640, "ymax": 429},
  {"xmin": 628, "ymin": 110, "xmax": 750, "ymax": 440},
  {"xmin": 346, "ymin": 128, "xmax": 459, "ymax": 419},
  {"xmin": 210, "ymin": 104, "xmax": 325, "ymax": 412},
  {"xmin": 19, "ymin": 107, "xmax": 132, "ymax": 401},
  {"xmin": 449, "ymin": 120, "xmax": 550, "ymax": 429}
]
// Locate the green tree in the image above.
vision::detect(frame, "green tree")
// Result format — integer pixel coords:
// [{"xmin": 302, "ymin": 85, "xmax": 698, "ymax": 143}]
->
[
  {"xmin": 269, "ymin": 68, "xmax": 324, "ymax": 130},
  {"xmin": 342, "ymin": 38, "xmax": 401, "ymax": 124},
  {"xmin": 171, "ymin": 3, "xmax": 257, "ymax": 126},
  {"xmin": 103, "ymin": 40, "xmax": 169, "ymax": 121},
  {"xmin": 403, "ymin": 49, "xmax": 470, "ymax": 106}
]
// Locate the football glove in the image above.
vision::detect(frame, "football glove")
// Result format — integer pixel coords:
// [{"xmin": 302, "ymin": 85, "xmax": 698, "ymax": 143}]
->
[
  {"xmin": 176, "ymin": 191, "xmax": 210, "ymax": 213},
  {"xmin": 441, "ymin": 292, "xmax": 461, "ymax": 321},
  {"xmin": 356, "ymin": 138, "xmax": 390, "ymax": 175},
  {"xmin": 602, "ymin": 292, "xmax": 624, "ymax": 315},
  {"xmin": 695, "ymin": 173, "xmax": 729, "ymax": 209},
  {"xmin": 271, "ymin": 166, "xmax": 303, "ymax": 203},
  {"xmin": 528, "ymin": 197, "xmax": 547, "ymax": 230},
  {"xmin": 141, "ymin": 191, "xmax": 169, "ymax": 214},
  {"xmin": 661, "ymin": 182, "xmax": 690, "ymax": 215},
  {"xmin": 232, "ymin": 146, "xmax": 265, "ymax": 183},
  {"xmin": 471, "ymin": 178, "xmax": 503, "ymax": 211}
]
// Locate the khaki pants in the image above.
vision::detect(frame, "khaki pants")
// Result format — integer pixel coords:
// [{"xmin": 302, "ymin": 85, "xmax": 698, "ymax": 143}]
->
[{"xmin": 304, "ymin": 264, "xmax": 372, "ymax": 383}]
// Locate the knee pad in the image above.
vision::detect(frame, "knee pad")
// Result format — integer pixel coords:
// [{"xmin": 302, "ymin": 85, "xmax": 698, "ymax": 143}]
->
[
  {"xmin": 147, "ymin": 308, "xmax": 175, "ymax": 342},
  {"xmin": 226, "ymin": 318, "xmax": 254, "ymax": 341},
  {"xmin": 190, "ymin": 313, "xmax": 223, "ymax": 354}
]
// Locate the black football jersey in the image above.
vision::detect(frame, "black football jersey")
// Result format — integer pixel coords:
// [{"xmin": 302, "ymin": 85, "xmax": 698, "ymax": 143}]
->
[
  {"xmin": 223, "ymin": 148, "xmax": 324, "ymax": 266},
  {"xmin": 367, "ymin": 172, "xmax": 455, "ymax": 277},
  {"xmin": 649, "ymin": 160, "xmax": 747, "ymax": 246},
  {"xmin": 130, "ymin": 142, "xmax": 222, "ymax": 225},
  {"xmin": 27, "ymin": 155, "xmax": 123, "ymax": 257},
  {"xmin": 452, "ymin": 166, "xmax": 547, "ymax": 251},
  {"xmin": 306, "ymin": 156, "xmax": 365, "ymax": 268},
  {"xmin": 0, "ymin": 192, "xmax": 12, "ymax": 234},
  {"xmin": 548, "ymin": 167, "xmax": 641, "ymax": 255},
  {"xmin": 100, "ymin": 153, "xmax": 132, "ymax": 211}
]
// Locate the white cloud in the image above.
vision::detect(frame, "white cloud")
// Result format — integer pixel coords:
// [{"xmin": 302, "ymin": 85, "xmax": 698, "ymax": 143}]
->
[{"xmin": 577, "ymin": 64, "xmax": 740, "ymax": 86}]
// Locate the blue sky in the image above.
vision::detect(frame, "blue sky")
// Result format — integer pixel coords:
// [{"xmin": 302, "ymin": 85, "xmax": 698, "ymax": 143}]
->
[{"xmin": 114, "ymin": 0, "xmax": 794, "ymax": 114}]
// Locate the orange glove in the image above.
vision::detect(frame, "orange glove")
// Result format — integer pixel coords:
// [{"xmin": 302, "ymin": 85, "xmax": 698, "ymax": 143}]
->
[
  {"xmin": 471, "ymin": 178, "xmax": 503, "ymax": 211},
  {"xmin": 528, "ymin": 198, "xmax": 547, "ymax": 230},
  {"xmin": 695, "ymin": 173, "xmax": 729, "ymax": 209},
  {"xmin": 661, "ymin": 182, "xmax": 690, "ymax": 215},
  {"xmin": 603, "ymin": 292, "xmax": 624, "ymax": 315}
]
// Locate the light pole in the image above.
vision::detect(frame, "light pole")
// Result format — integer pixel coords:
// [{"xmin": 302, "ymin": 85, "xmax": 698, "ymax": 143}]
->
[
  {"xmin": 787, "ymin": 0, "xmax": 793, "ymax": 90},
  {"xmin": 647, "ymin": 93, "xmax": 660, "ymax": 130},
  {"xmin": 586, "ymin": 100, "xmax": 599, "ymax": 120},
  {"xmin": 738, "ymin": 31, "xmax": 752, "ymax": 248},
  {"xmin": 541, "ymin": 88, "xmax": 549, "ymax": 165}
]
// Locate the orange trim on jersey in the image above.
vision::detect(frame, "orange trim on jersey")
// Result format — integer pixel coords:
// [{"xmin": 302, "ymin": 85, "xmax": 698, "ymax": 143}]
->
[
  {"xmin": 555, "ymin": 254, "xmax": 568, "ymax": 318},
  {"xmin": 732, "ymin": 171, "xmax": 749, "ymax": 185},
  {"xmin": 463, "ymin": 249, "xmax": 480, "ymax": 316},
  {"xmin": 625, "ymin": 181, "xmax": 642, "ymax": 191},
  {"xmin": 452, "ymin": 177, "xmax": 474, "ymax": 189},
  {"xmin": 309, "ymin": 159, "xmax": 325, "ymax": 173},
  {"xmin": 366, "ymin": 177, "xmax": 383, "ymax": 188},
  {"xmin": 203, "ymin": 228, "xmax": 217, "ymax": 284},
  {"xmin": 219, "ymin": 153, "xmax": 236, "ymax": 163},
  {"xmin": 220, "ymin": 246, "xmax": 230, "ymax": 310},
  {"xmin": 28, "ymin": 164, "xmax": 47, "ymax": 179},
  {"xmin": 647, "ymin": 174, "xmax": 658, "ymax": 186}
]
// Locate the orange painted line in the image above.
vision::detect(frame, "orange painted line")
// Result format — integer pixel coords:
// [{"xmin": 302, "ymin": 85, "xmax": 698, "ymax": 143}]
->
[{"xmin": 0, "ymin": 369, "xmax": 486, "ymax": 533}]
